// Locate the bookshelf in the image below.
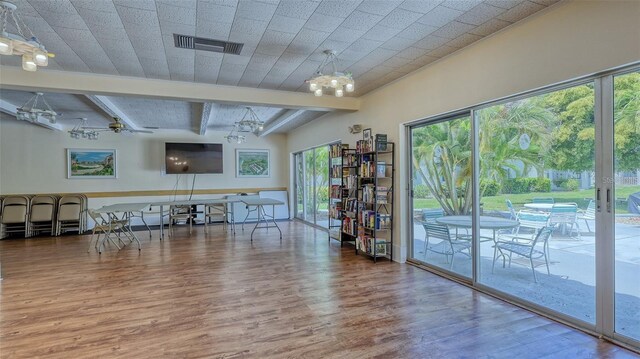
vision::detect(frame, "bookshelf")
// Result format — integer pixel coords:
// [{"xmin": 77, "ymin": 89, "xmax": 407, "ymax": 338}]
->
[
  {"xmin": 328, "ymin": 143, "xmax": 346, "ymax": 242},
  {"xmin": 355, "ymin": 138, "xmax": 394, "ymax": 262},
  {"xmin": 340, "ymin": 148, "xmax": 358, "ymax": 246}
]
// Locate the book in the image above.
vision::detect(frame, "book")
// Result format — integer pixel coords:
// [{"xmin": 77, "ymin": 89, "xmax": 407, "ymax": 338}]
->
[
  {"xmin": 376, "ymin": 134, "xmax": 388, "ymax": 151},
  {"xmin": 376, "ymin": 161, "xmax": 386, "ymax": 177}
]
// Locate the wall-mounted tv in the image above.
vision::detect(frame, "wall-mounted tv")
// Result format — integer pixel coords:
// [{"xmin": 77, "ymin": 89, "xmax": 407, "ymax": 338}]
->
[{"xmin": 165, "ymin": 142, "xmax": 223, "ymax": 174}]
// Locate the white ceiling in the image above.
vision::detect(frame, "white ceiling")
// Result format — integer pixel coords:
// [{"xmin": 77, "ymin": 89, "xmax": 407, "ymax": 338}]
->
[{"xmin": 0, "ymin": 0, "xmax": 558, "ymax": 134}]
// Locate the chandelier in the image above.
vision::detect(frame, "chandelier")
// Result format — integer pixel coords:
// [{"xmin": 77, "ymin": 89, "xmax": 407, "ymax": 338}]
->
[
  {"xmin": 224, "ymin": 107, "xmax": 264, "ymax": 143},
  {"xmin": 223, "ymin": 124, "xmax": 246, "ymax": 144},
  {"xmin": 68, "ymin": 118, "xmax": 99, "ymax": 140},
  {"xmin": 16, "ymin": 92, "xmax": 58, "ymax": 123},
  {"xmin": 0, "ymin": 1, "xmax": 53, "ymax": 71},
  {"xmin": 307, "ymin": 50, "xmax": 354, "ymax": 97}
]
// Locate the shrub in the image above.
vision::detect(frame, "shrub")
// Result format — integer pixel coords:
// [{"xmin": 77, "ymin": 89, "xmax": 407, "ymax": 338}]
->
[
  {"xmin": 480, "ymin": 179, "xmax": 501, "ymax": 197},
  {"xmin": 413, "ymin": 184, "xmax": 430, "ymax": 199},
  {"xmin": 556, "ymin": 178, "xmax": 580, "ymax": 191},
  {"xmin": 503, "ymin": 177, "xmax": 551, "ymax": 194},
  {"xmin": 532, "ymin": 178, "xmax": 551, "ymax": 192}
]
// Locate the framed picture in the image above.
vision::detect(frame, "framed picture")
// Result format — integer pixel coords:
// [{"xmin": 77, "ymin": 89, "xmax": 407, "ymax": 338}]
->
[
  {"xmin": 236, "ymin": 149, "xmax": 270, "ymax": 177},
  {"xmin": 67, "ymin": 149, "xmax": 117, "ymax": 179},
  {"xmin": 363, "ymin": 128, "xmax": 372, "ymax": 141}
]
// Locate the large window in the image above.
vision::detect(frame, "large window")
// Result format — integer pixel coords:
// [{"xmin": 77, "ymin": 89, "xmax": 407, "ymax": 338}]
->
[
  {"xmin": 410, "ymin": 115, "xmax": 474, "ymax": 278},
  {"xmin": 476, "ymin": 82, "xmax": 596, "ymax": 324},
  {"xmin": 407, "ymin": 66, "xmax": 640, "ymax": 350},
  {"xmin": 294, "ymin": 144, "xmax": 333, "ymax": 228},
  {"xmin": 614, "ymin": 71, "xmax": 640, "ymax": 341}
]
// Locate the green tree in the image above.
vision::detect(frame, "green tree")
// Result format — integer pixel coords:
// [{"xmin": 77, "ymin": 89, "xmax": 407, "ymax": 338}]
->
[
  {"xmin": 544, "ymin": 84, "xmax": 596, "ymax": 172},
  {"xmin": 614, "ymin": 72, "xmax": 640, "ymax": 171}
]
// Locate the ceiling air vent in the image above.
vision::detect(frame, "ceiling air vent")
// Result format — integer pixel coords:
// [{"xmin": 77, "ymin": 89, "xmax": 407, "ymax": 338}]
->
[{"xmin": 173, "ymin": 34, "xmax": 243, "ymax": 55}]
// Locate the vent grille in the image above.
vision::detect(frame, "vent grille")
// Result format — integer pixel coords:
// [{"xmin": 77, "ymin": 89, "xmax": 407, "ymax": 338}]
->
[{"xmin": 173, "ymin": 34, "xmax": 243, "ymax": 55}]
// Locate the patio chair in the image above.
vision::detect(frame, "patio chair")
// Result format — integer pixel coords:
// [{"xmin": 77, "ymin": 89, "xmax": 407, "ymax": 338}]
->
[
  {"xmin": 499, "ymin": 211, "xmax": 549, "ymax": 244},
  {"xmin": 1, "ymin": 196, "xmax": 30, "ymax": 238},
  {"xmin": 577, "ymin": 200, "xmax": 596, "ymax": 232},
  {"xmin": 421, "ymin": 208, "xmax": 445, "ymax": 223},
  {"xmin": 492, "ymin": 227, "xmax": 553, "ymax": 283},
  {"xmin": 532, "ymin": 197, "xmax": 555, "ymax": 204},
  {"xmin": 87, "ymin": 209, "xmax": 122, "ymax": 254},
  {"xmin": 548, "ymin": 203, "xmax": 581, "ymax": 239},
  {"xmin": 423, "ymin": 222, "xmax": 471, "ymax": 270},
  {"xmin": 505, "ymin": 199, "xmax": 518, "ymax": 220}
]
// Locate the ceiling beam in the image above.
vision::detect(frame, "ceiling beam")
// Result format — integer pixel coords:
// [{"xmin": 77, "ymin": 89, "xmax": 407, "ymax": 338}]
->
[
  {"xmin": 0, "ymin": 99, "xmax": 63, "ymax": 131},
  {"xmin": 260, "ymin": 109, "xmax": 307, "ymax": 137},
  {"xmin": 0, "ymin": 66, "xmax": 360, "ymax": 112},
  {"xmin": 85, "ymin": 94, "xmax": 140, "ymax": 130},
  {"xmin": 199, "ymin": 102, "xmax": 218, "ymax": 136}
]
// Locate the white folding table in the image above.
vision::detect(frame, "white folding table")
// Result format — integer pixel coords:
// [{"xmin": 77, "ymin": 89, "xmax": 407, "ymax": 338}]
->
[{"xmin": 241, "ymin": 198, "xmax": 284, "ymax": 242}]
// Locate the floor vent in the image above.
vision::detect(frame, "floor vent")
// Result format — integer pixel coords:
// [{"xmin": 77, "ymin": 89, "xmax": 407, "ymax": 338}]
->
[{"xmin": 173, "ymin": 34, "xmax": 243, "ymax": 55}]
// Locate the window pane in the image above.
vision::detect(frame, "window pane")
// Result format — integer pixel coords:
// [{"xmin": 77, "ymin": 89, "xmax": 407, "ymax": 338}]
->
[
  {"xmin": 314, "ymin": 146, "xmax": 330, "ymax": 228},
  {"xmin": 614, "ymin": 71, "xmax": 640, "ymax": 340},
  {"xmin": 303, "ymin": 150, "xmax": 315, "ymax": 223},
  {"xmin": 410, "ymin": 115, "xmax": 473, "ymax": 278},
  {"xmin": 477, "ymin": 82, "xmax": 596, "ymax": 324}
]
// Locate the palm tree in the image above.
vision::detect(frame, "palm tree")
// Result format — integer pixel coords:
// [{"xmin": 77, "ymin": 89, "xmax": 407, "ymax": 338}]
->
[{"xmin": 412, "ymin": 98, "xmax": 556, "ymax": 215}]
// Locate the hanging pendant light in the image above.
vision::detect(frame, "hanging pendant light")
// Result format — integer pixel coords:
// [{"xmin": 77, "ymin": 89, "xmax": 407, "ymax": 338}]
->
[
  {"xmin": 306, "ymin": 50, "xmax": 355, "ymax": 97},
  {"xmin": 0, "ymin": 1, "xmax": 54, "ymax": 71},
  {"xmin": 16, "ymin": 92, "xmax": 59, "ymax": 123}
]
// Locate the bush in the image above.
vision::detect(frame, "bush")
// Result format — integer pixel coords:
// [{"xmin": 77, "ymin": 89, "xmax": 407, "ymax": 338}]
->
[
  {"xmin": 555, "ymin": 178, "xmax": 580, "ymax": 191},
  {"xmin": 480, "ymin": 179, "xmax": 501, "ymax": 197},
  {"xmin": 532, "ymin": 178, "xmax": 551, "ymax": 192},
  {"xmin": 503, "ymin": 177, "xmax": 551, "ymax": 194},
  {"xmin": 413, "ymin": 184, "xmax": 430, "ymax": 199}
]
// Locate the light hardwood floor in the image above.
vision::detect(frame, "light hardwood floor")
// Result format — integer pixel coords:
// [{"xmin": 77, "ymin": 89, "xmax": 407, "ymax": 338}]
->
[{"xmin": 0, "ymin": 221, "xmax": 637, "ymax": 358}]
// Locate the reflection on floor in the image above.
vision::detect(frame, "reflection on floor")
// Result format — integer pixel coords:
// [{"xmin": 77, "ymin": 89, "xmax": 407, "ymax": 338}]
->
[{"xmin": 1, "ymin": 221, "xmax": 635, "ymax": 357}]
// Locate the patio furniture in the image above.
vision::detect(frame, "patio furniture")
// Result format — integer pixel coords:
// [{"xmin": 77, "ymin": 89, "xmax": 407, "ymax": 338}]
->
[
  {"xmin": 577, "ymin": 200, "xmax": 596, "ymax": 232},
  {"xmin": 499, "ymin": 211, "xmax": 549, "ymax": 244},
  {"xmin": 532, "ymin": 197, "xmax": 555, "ymax": 204},
  {"xmin": 435, "ymin": 216, "xmax": 519, "ymax": 244},
  {"xmin": 548, "ymin": 203, "xmax": 580, "ymax": 239},
  {"xmin": 505, "ymin": 199, "xmax": 517, "ymax": 220},
  {"xmin": 422, "ymin": 208, "xmax": 445, "ymax": 223},
  {"xmin": 492, "ymin": 227, "xmax": 553, "ymax": 283},
  {"xmin": 422, "ymin": 222, "xmax": 471, "ymax": 269}
]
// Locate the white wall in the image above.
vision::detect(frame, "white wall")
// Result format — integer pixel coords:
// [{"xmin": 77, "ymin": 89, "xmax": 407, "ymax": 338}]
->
[
  {"xmin": 0, "ymin": 118, "xmax": 288, "ymax": 210},
  {"xmin": 287, "ymin": 0, "xmax": 640, "ymax": 262}
]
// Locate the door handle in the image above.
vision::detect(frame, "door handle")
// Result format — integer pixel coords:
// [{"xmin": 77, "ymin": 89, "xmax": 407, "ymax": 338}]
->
[
  {"xmin": 596, "ymin": 188, "xmax": 601, "ymax": 212},
  {"xmin": 606, "ymin": 188, "xmax": 611, "ymax": 213}
]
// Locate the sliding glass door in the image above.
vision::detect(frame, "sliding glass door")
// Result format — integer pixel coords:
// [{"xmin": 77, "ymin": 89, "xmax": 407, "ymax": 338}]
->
[
  {"xmin": 613, "ymin": 70, "xmax": 640, "ymax": 342},
  {"xmin": 407, "ymin": 65, "xmax": 640, "ymax": 349},
  {"xmin": 293, "ymin": 144, "xmax": 334, "ymax": 229},
  {"xmin": 410, "ymin": 114, "xmax": 474, "ymax": 279},
  {"xmin": 476, "ymin": 81, "xmax": 596, "ymax": 324}
]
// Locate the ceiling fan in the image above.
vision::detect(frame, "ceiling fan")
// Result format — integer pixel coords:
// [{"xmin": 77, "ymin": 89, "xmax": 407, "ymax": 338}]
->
[
  {"xmin": 69, "ymin": 117, "xmax": 152, "ymax": 140},
  {"xmin": 84, "ymin": 117, "xmax": 153, "ymax": 134}
]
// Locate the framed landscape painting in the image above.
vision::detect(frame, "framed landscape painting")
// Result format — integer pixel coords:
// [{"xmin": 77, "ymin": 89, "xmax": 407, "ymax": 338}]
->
[
  {"xmin": 67, "ymin": 149, "xmax": 117, "ymax": 179},
  {"xmin": 236, "ymin": 149, "xmax": 270, "ymax": 178}
]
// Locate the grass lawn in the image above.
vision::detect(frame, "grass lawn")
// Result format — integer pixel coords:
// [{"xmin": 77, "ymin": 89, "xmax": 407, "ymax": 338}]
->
[{"xmin": 413, "ymin": 186, "xmax": 640, "ymax": 213}]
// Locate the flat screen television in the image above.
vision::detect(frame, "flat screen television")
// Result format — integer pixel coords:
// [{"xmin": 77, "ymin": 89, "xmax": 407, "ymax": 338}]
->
[{"xmin": 165, "ymin": 142, "xmax": 223, "ymax": 174}]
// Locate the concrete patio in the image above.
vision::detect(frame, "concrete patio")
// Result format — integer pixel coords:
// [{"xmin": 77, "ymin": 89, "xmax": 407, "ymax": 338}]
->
[{"xmin": 412, "ymin": 217, "xmax": 640, "ymax": 340}]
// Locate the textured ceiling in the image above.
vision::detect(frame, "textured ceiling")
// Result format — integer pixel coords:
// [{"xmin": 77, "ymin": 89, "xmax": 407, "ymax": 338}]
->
[
  {"xmin": 0, "ymin": 0, "xmax": 559, "ymax": 97},
  {"xmin": 0, "ymin": 0, "xmax": 559, "ymax": 134}
]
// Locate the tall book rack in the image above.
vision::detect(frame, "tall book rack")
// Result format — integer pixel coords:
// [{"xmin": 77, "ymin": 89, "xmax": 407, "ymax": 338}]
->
[
  {"xmin": 355, "ymin": 140, "xmax": 394, "ymax": 262},
  {"xmin": 329, "ymin": 143, "xmax": 346, "ymax": 242},
  {"xmin": 339, "ymin": 148, "xmax": 358, "ymax": 246}
]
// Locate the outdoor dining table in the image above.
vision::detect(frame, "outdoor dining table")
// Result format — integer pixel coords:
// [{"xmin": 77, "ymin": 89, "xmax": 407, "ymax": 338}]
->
[
  {"xmin": 523, "ymin": 203, "xmax": 574, "ymax": 211},
  {"xmin": 435, "ymin": 215, "xmax": 519, "ymax": 243}
]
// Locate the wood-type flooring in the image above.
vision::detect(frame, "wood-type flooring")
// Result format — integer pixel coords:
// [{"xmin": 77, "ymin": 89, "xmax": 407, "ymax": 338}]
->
[{"xmin": 0, "ymin": 221, "xmax": 637, "ymax": 358}]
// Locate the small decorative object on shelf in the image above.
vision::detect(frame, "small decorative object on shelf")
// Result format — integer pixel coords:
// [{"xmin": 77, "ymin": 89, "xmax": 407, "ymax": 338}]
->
[{"xmin": 355, "ymin": 137, "xmax": 394, "ymax": 262}]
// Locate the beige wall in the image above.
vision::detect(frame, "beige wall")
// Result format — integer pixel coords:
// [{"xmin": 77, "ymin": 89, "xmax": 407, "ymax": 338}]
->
[
  {"xmin": 0, "ymin": 118, "xmax": 288, "ymax": 198},
  {"xmin": 288, "ymin": 0, "xmax": 640, "ymax": 261}
]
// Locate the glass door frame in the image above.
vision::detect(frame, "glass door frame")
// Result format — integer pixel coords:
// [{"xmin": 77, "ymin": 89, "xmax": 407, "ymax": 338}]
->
[
  {"xmin": 404, "ymin": 63, "xmax": 640, "ymax": 351},
  {"xmin": 293, "ymin": 141, "xmax": 341, "ymax": 231}
]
